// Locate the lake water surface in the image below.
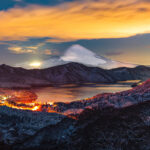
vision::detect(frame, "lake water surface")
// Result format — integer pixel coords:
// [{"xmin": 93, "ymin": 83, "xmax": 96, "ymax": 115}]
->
[{"xmin": 32, "ymin": 82, "xmax": 138, "ymax": 103}]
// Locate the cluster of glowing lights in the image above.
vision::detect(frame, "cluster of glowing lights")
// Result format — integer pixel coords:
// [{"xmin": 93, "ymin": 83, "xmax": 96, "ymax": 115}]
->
[
  {"xmin": 32, "ymin": 106, "xmax": 40, "ymax": 111},
  {"xmin": 6, "ymin": 104, "xmax": 40, "ymax": 111},
  {"xmin": 0, "ymin": 95, "xmax": 54, "ymax": 112}
]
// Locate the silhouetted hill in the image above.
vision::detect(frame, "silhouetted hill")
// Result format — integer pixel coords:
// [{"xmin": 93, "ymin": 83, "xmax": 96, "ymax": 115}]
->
[
  {"xmin": 0, "ymin": 63, "xmax": 150, "ymax": 88},
  {"xmin": 110, "ymin": 65, "xmax": 150, "ymax": 81},
  {"xmin": 0, "ymin": 62, "xmax": 115, "ymax": 88}
]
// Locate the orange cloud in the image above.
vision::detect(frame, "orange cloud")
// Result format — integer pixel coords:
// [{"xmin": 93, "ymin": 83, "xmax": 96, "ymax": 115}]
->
[
  {"xmin": 44, "ymin": 49, "xmax": 52, "ymax": 55},
  {"xmin": 0, "ymin": 0, "xmax": 150, "ymax": 42},
  {"xmin": 8, "ymin": 46, "xmax": 37, "ymax": 54}
]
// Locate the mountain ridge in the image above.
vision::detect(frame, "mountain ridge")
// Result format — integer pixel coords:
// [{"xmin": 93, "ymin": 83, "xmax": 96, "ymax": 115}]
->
[{"xmin": 0, "ymin": 62, "xmax": 150, "ymax": 88}]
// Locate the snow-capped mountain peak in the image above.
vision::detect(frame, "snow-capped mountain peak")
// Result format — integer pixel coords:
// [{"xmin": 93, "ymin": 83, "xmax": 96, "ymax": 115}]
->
[
  {"xmin": 61, "ymin": 44, "xmax": 107, "ymax": 66},
  {"xmin": 60, "ymin": 44, "xmax": 136, "ymax": 69}
]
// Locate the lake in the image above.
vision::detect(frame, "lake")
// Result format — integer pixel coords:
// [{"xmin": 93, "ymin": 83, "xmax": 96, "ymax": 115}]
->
[{"xmin": 32, "ymin": 81, "xmax": 139, "ymax": 103}]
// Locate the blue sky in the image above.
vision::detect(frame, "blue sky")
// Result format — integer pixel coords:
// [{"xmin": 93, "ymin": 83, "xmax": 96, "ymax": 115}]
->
[{"xmin": 0, "ymin": 0, "xmax": 73, "ymax": 10}]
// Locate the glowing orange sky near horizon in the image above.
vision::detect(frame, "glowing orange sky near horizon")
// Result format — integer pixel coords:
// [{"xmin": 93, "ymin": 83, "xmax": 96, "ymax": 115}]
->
[
  {"xmin": 0, "ymin": 0, "xmax": 150, "ymax": 65},
  {"xmin": 105, "ymin": 51, "xmax": 150, "ymax": 66}
]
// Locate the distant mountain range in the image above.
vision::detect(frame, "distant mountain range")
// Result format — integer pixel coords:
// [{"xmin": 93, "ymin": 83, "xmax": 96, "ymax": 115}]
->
[{"xmin": 0, "ymin": 62, "xmax": 150, "ymax": 88}]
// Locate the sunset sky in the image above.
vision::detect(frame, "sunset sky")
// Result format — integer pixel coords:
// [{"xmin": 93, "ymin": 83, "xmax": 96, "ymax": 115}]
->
[{"xmin": 0, "ymin": 0, "xmax": 150, "ymax": 68}]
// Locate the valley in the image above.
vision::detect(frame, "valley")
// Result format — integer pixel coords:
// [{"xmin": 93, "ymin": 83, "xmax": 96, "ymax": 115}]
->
[{"xmin": 0, "ymin": 79, "xmax": 150, "ymax": 149}]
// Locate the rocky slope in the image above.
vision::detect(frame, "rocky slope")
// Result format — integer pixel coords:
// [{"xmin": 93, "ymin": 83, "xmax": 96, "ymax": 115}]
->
[
  {"xmin": 14, "ymin": 102, "xmax": 150, "ymax": 150},
  {"xmin": 0, "ymin": 106, "xmax": 65, "ymax": 148}
]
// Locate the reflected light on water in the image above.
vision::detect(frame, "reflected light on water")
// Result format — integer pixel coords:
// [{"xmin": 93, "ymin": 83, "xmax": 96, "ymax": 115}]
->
[
  {"xmin": 0, "ymin": 81, "xmax": 139, "ymax": 112},
  {"xmin": 33, "ymin": 83, "xmax": 132, "ymax": 103}
]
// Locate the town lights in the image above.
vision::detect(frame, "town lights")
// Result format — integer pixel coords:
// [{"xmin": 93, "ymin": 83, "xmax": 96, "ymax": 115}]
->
[{"xmin": 32, "ymin": 106, "xmax": 40, "ymax": 111}]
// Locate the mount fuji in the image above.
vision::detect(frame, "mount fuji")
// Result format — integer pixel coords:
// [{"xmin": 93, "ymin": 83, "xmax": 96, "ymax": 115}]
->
[
  {"xmin": 60, "ymin": 44, "xmax": 136, "ymax": 69},
  {"xmin": 40, "ymin": 44, "xmax": 136, "ymax": 69}
]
